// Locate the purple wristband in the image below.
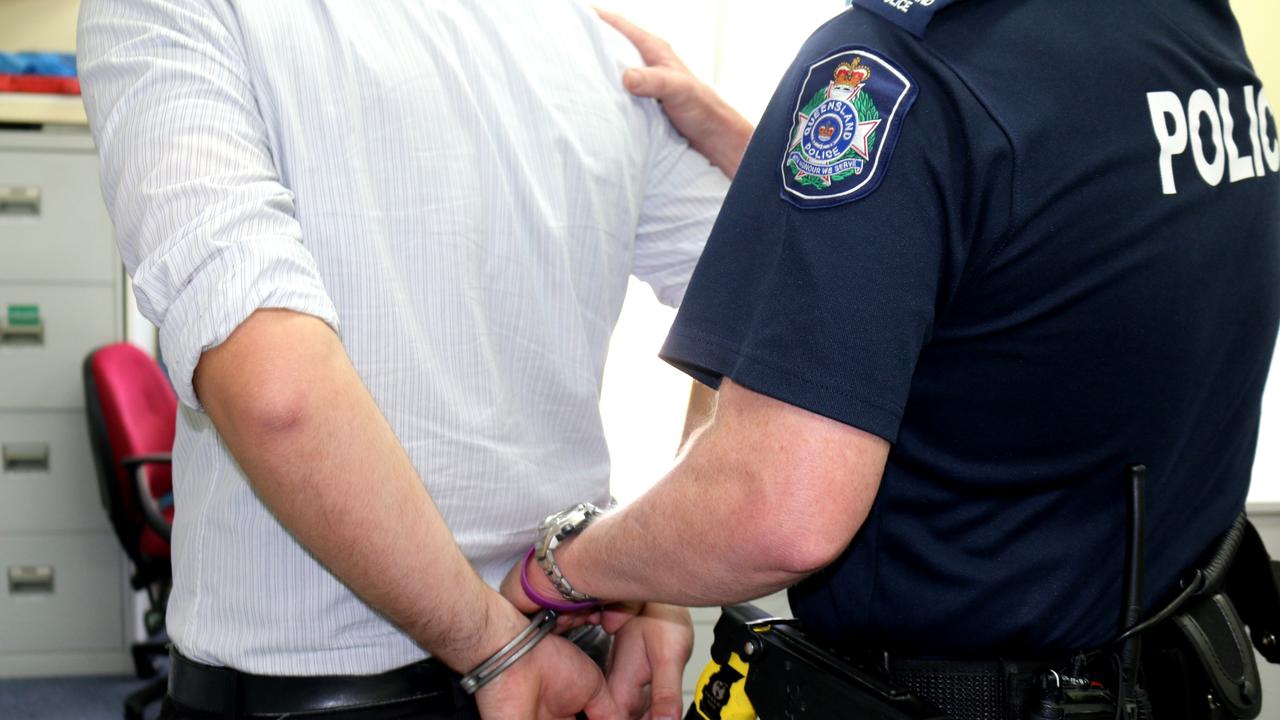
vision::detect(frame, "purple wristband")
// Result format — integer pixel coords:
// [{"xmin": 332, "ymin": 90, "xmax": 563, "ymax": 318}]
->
[{"xmin": 520, "ymin": 547, "xmax": 597, "ymax": 613}]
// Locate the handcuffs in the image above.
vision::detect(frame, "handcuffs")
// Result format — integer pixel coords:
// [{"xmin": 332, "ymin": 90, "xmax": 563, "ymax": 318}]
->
[{"xmin": 460, "ymin": 501, "xmax": 605, "ymax": 694}]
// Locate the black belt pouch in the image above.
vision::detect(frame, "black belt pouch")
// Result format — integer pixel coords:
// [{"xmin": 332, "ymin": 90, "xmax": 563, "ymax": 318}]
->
[{"xmin": 1145, "ymin": 519, "xmax": 1280, "ymax": 720}]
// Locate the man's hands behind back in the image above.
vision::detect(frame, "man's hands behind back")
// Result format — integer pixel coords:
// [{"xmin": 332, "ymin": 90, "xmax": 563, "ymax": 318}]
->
[
  {"xmin": 500, "ymin": 551, "xmax": 693, "ymax": 720},
  {"xmin": 476, "ymin": 632, "xmax": 622, "ymax": 720}
]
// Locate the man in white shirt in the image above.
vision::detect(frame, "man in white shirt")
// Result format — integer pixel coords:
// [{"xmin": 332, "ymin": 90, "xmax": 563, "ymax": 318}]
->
[{"xmin": 78, "ymin": 1, "xmax": 750, "ymax": 717}]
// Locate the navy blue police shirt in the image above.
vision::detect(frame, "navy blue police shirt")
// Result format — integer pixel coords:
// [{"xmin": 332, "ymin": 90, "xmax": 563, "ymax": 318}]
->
[{"xmin": 661, "ymin": 0, "xmax": 1280, "ymax": 657}]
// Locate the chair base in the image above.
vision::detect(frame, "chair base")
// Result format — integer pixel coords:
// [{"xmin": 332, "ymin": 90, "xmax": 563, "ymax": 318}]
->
[
  {"xmin": 132, "ymin": 640, "xmax": 167, "ymax": 679},
  {"xmin": 125, "ymin": 675, "xmax": 167, "ymax": 720}
]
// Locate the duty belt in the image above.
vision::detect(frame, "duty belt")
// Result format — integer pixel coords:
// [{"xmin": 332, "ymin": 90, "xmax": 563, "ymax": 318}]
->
[{"xmin": 686, "ymin": 515, "xmax": 1280, "ymax": 720}]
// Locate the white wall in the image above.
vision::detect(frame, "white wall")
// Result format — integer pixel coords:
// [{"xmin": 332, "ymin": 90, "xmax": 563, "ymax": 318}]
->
[
  {"xmin": 1253, "ymin": 370, "xmax": 1280, "ymax": 502},
  {"xmin": 0, "ymin": 0, "xmax": 78, "ymax": 52},
  {"xmin": 1242, "ymin": 0, "xmax": 1280, "ymax": 494}
]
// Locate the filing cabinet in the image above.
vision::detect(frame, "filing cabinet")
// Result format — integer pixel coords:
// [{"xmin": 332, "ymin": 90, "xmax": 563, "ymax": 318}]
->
[
  {"xmin": 0, "ymin": 411, "xmax": 110, "ymax": 534},
  {"xmin": 0, "ymin": 149, "xmax": 118, "ymax": 283},
  {"xmin": 0, "ymin": 533, "xmax": 126, "ymax": 654},
  {"xmin": 0, "ymin": 127, "xmax": 132, "ymax": 677},
  {"xmin": 0, "ymin": 284, "xmax": 118, "ymax": 409}
]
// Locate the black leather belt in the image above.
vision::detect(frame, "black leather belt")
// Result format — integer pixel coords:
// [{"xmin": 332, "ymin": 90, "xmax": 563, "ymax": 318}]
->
[{"xmin": 168, "ymin": 648, "xmax": 467, "ymax": 718}]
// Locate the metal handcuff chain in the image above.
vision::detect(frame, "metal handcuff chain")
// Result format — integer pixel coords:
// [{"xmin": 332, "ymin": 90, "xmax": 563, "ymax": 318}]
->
[
  {"xmin": 460, "ymin": 501, "xmax": 614, "ymax": 696},
  {"xmin": 460, "ymin": 502, "xmax": 611, "ymax": 694},
  {"xmin": 459, "ymin": 609, "xmax": 559, "ymax": 695}
]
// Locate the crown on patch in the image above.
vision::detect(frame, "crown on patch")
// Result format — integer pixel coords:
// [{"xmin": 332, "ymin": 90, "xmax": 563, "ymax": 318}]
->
[
  {"xmin": 817, "ymin": 124, "xmax": 837, "ymax": 141},
  {"xmin": 833, "ymin": 59, "xmax": 871, "ymax": 88}
]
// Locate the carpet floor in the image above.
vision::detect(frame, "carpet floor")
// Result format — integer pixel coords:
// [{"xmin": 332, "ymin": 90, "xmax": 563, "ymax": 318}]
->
[{"xmin": 0, "ymin": 674, "xmax": 162, "ymax": 720}]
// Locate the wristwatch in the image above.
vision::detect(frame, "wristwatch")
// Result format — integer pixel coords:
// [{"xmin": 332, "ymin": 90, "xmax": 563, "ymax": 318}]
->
[{"xmin": 534, "ymin": 502, "xmax": 604, "ymax": 603}]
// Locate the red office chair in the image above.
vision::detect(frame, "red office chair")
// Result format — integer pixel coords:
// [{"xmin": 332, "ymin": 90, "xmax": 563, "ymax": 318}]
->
[{"xmin": 84, "ymin": 342, "xmax": 176, "ymax": 720}]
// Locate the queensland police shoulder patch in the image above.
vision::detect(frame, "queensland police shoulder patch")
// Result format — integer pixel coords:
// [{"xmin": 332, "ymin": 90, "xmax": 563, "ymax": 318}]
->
[{"xmin": 780, "ymin": 47, "xmax": 918, "ymax": 209}]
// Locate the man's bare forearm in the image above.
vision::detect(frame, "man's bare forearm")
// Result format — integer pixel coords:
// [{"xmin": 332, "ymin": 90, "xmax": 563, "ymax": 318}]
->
[{"xmin": 193, "ymin": 309, "xmax": 526, "ymax": 672}]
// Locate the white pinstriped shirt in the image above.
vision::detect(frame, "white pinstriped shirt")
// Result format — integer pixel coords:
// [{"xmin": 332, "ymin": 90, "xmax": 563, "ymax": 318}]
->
[{"xmin": 79, "ymin": 0, "xmax": 727, "ymax": 675}]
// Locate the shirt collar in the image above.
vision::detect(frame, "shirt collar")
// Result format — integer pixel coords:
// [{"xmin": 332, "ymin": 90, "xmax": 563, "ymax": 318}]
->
[{"xmin": 847, "ymin": 0, "xmax": 969, "ymax": 39}]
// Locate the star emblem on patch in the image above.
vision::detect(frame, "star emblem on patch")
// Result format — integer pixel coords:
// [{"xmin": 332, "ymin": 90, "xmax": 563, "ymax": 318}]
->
[{"xmin": 781, "ymin": 47, "xmax": 918, "ymax": 209}]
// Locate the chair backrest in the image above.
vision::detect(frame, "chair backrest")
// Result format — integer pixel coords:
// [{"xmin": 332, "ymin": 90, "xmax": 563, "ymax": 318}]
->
[{"xmin": 83, "ymin": 343, "xmax": 177, "ymax": 571}]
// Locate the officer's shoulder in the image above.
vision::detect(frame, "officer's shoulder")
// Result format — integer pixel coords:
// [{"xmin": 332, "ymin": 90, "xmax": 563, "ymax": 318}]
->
[
  {"xmin": 792, "ymin": 2, "xmax": 954, "ymax": 78},
  {"xmin": 843, "ymin": 0, "xmax": 966, "ymax": 41},
  {"xmin": 764, "ymin": 2, "xmax": 1010, "ymax": 211},
  {"xmin": 769, "ymin": 6, "xmax": 944, "ymax": 210}
]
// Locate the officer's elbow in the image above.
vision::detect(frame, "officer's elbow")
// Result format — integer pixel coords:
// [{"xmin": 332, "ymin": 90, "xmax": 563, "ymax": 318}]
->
[
  {"xmin": 764, "ymin": 527, "xmax": 851, "ymax": 578},
  {"xmin": 704, "ymin": 379, "xmax": 887, "ymax": 581},
  {"xmin": 752, "ymin": 466, "xmax": 875, "ymax": 579}
]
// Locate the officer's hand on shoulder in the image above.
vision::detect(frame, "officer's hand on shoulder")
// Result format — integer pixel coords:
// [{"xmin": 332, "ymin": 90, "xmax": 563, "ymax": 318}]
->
[{"xmin": 596, "ymin": 8, "xmax": 753, "ymax": 178}]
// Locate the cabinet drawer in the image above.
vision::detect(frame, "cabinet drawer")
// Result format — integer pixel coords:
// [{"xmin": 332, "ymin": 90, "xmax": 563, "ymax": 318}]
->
[
  {"xmin": 0, "ymin": 284, "xmax": 118, "ymax": 410},
  {"xmin": 0, "ymin": 532, "xmax": 125, "ymax": 654},
  {"xmin": 0, "ymin": 410, "xmax": 109, "ymax": 533},
  {"xmin": 0, "ymin": 149, "xmax": 118, "ymax": 284}
]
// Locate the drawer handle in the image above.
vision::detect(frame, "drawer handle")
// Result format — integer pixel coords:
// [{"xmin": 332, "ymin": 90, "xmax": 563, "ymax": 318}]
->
[
  {"xmin": 0, "ymin": 186, "xmax": 41, "ymax": 218},
  {"xmin": 2, "ymin": 442, "xmax": 50, "ymax": 472},
  {"xmin": 0, "ymin": 321, "xmax": 44, "ymax": 346},
  {"xmin": 7, "ymin": 565, "xmax": 54, "ymax": 596}
]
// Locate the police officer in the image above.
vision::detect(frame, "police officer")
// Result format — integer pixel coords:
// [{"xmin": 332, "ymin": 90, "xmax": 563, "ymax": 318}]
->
[{"xmin": 510, "ymin": 1, "xmax": 1280, "ymax": 717}]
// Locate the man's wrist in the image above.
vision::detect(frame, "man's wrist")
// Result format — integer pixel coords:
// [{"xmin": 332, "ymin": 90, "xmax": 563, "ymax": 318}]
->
[
  {"xmin": 430, "ymin": 587, "xmax": 529, "ymax": 674},
  {"xmin": 460, "ymin": 609, "xmax": 558, "ymax": 695}
]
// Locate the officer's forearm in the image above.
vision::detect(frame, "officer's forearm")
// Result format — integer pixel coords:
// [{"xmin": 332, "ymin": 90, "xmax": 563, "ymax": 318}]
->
[
  {"xmin": 193, "ymin": 309, "xmax": 527, "ymax": 673},
  {"xmin": 553, "ymin": 379, "xmax": 887, "ymax": 606}
]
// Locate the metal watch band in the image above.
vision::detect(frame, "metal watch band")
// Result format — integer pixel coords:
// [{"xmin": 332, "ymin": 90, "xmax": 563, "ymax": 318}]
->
[
  {"xmin": 520, "ymin": 547, "xmax": 597, "ymax": 612},
  {"xmin": 534, "ymin": 502, "xmax": 603, "ymax": 603}
]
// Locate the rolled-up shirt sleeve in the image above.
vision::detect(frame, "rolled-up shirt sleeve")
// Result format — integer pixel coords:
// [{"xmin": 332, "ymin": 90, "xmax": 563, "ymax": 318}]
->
[{"xmin": 79, "ymin": 0, "xmax": 339, "ymax": 410}]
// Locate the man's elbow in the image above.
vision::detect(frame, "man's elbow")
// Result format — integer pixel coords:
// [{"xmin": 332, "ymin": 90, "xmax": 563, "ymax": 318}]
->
[
  {"xmin": 195, "ymin": 369, "xmax": 313, "ymax": 443},
  {"xmin": 236, "ymin": 383, "xmax": 312, "ymax": 437},
  {"xmin": 193, "ymin": 310, "xmax": 337, "ymax": 439}
]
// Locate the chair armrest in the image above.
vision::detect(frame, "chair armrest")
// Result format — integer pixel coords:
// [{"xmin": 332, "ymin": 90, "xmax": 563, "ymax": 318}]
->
[
  {"xmin": 122, "ymin": 454, "xmax": 173, "ymax": 542},
  {"xmin": 122, "ymin": 453, "xmax": 172, "ymax": 469}
]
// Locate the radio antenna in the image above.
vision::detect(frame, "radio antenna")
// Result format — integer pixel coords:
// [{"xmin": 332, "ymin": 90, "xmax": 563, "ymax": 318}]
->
[{"xmin": 1118, "ymin": 464, "xmax": 1147, "ymax": 719}]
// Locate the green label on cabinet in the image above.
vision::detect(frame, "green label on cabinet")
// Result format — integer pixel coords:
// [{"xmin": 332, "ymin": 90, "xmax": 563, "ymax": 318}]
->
[{"xmin": 7, "ymin": 304, "xmax": 40, "ymax": 327}]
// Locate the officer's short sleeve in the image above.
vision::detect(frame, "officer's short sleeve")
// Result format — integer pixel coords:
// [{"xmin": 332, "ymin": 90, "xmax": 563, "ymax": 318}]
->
[{"xmin": 660, "ymin": 16, "xmax": 1011, "ymax": 442}]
